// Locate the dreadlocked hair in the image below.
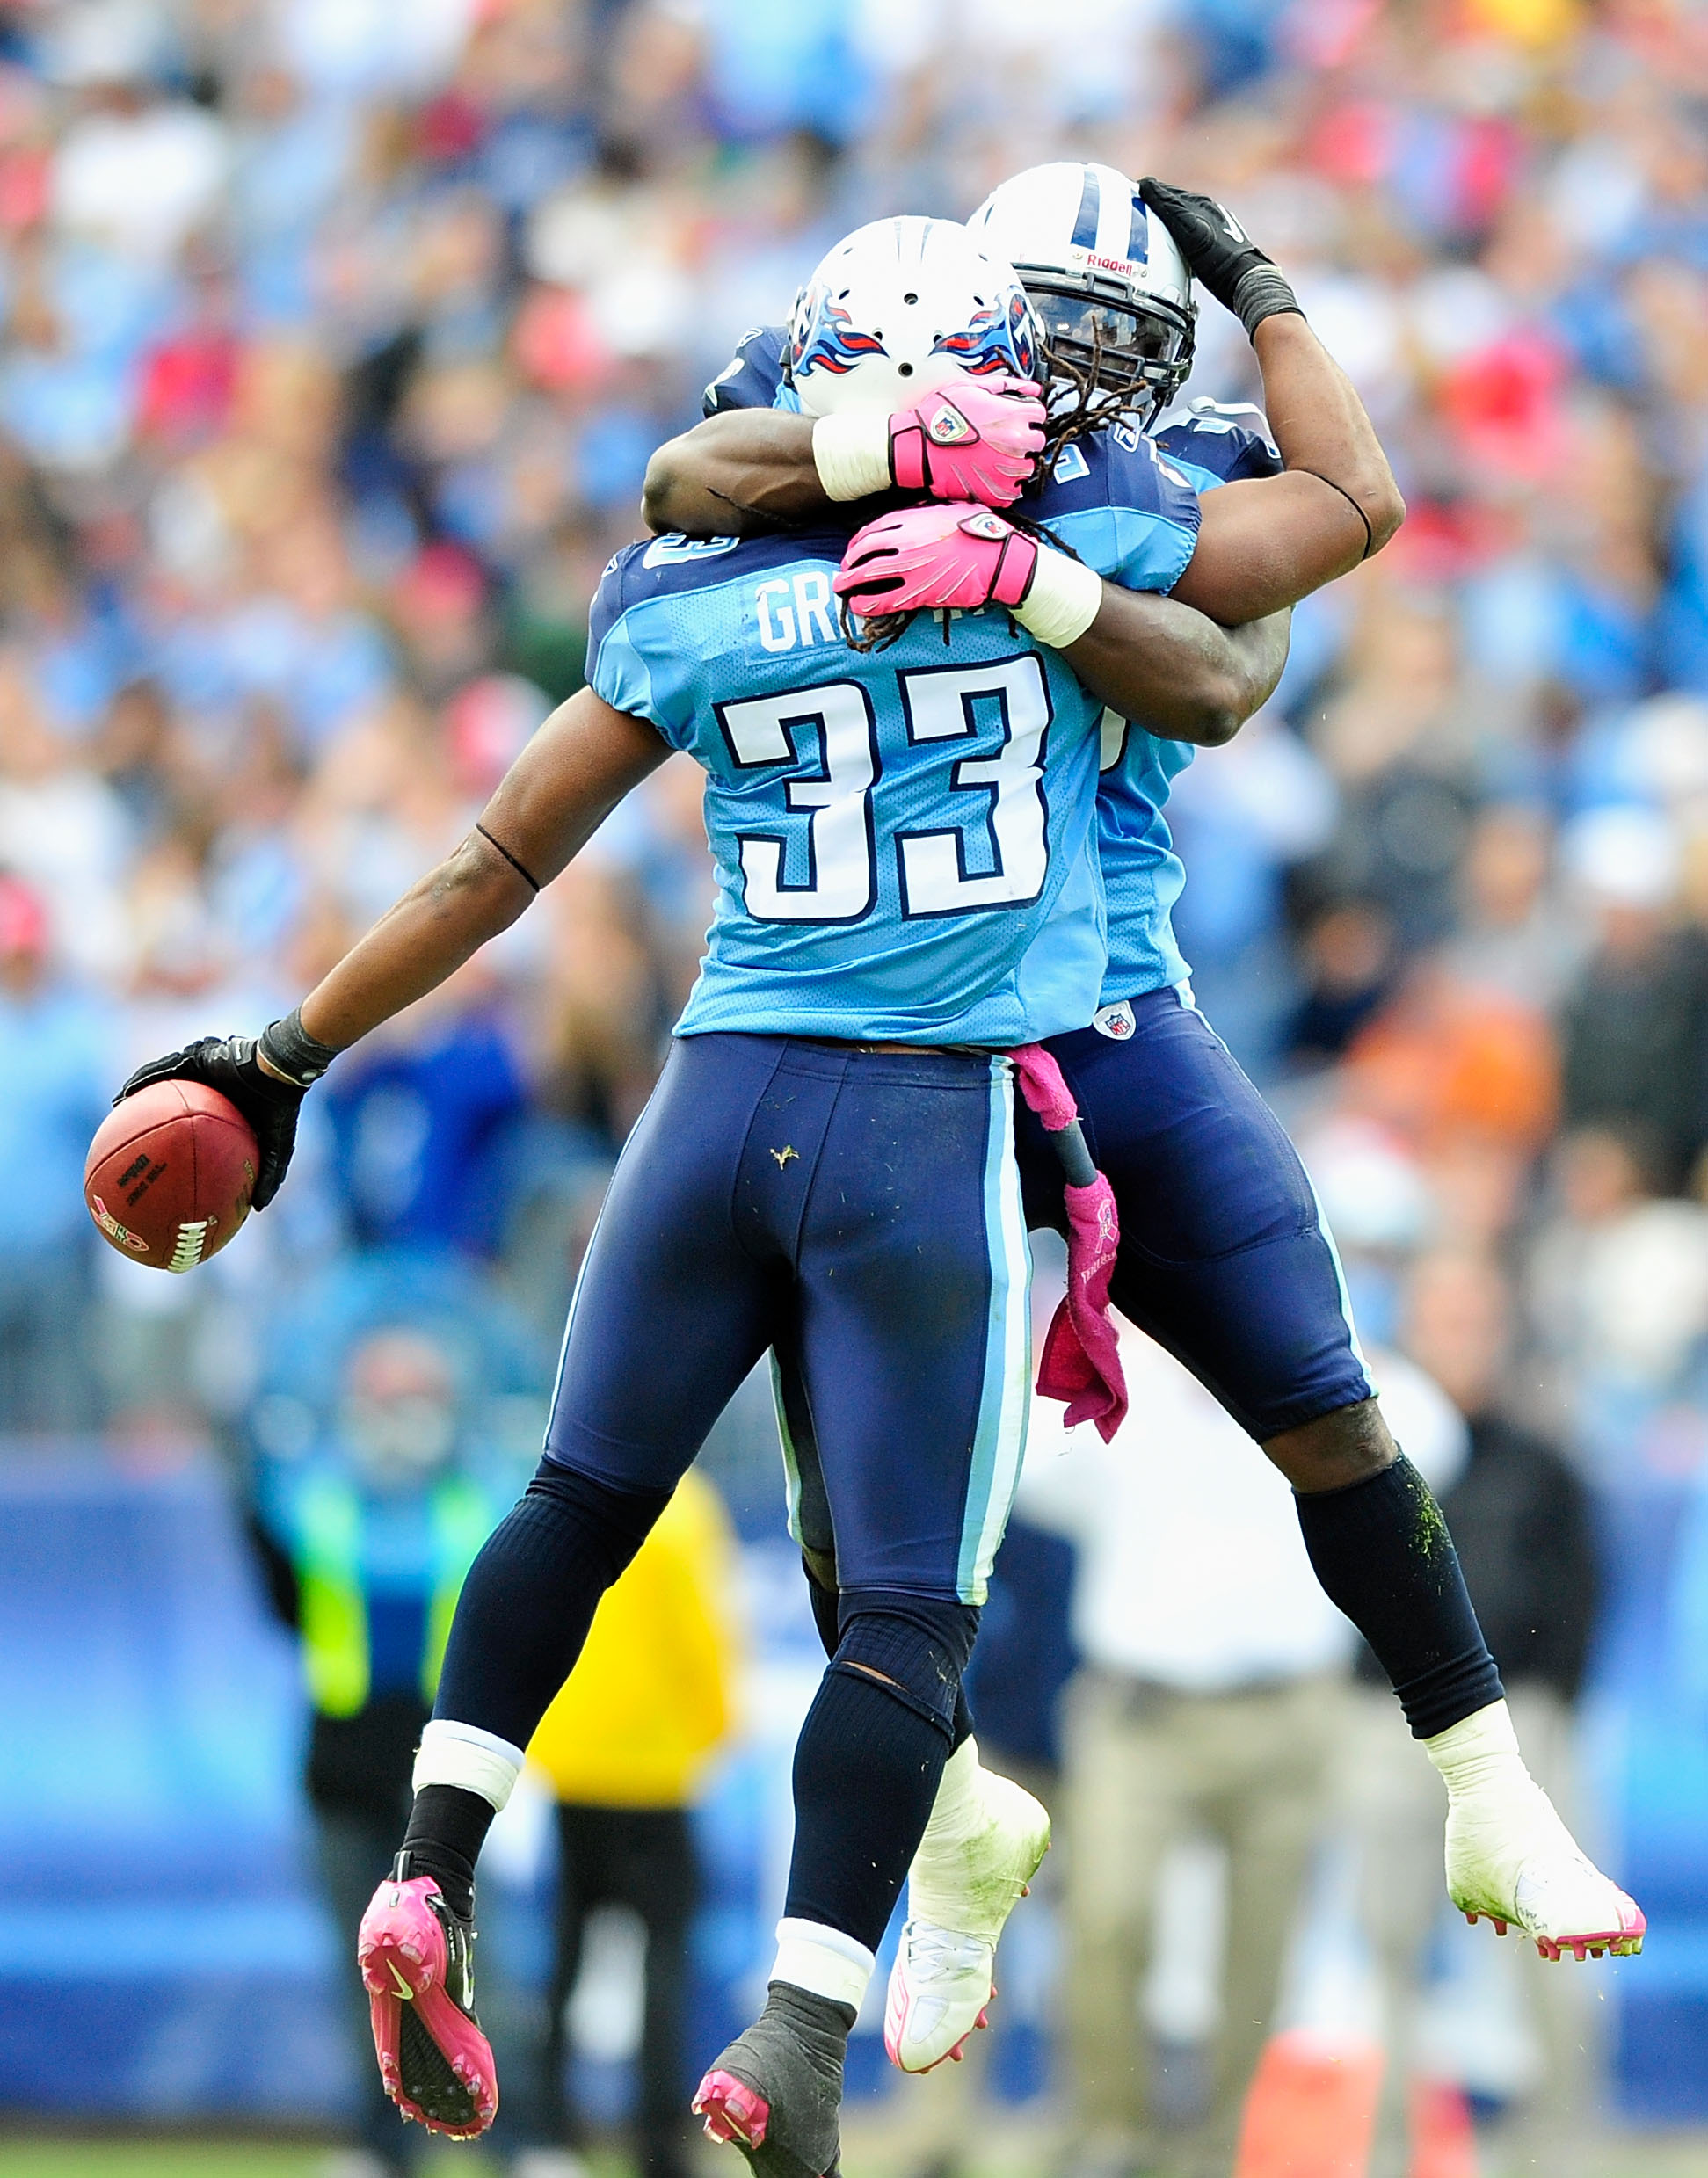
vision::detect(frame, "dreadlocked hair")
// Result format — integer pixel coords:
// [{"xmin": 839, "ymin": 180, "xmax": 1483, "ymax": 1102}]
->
[
  {"xmin": 837, "ymin": 504, "xmax": 1089, "ymax": 656},
  {"xmin": 1032, "ymin": 316, "xmax": 1156, "ymax": 473}
]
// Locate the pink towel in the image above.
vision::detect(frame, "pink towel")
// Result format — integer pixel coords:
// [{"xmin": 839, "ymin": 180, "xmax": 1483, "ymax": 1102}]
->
[{"xmin": 1010, "ymin": 1045, "xmax": 1128, "ymax": 1441}]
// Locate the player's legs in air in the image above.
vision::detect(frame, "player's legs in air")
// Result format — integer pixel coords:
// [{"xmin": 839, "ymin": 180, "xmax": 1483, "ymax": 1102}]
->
[
  {"xmin": 776, "ymin": 1371, "xmax": 1052, "ymax": 2077},
  {"xmin": 1014, "ymin": 988, "xmax": 1642, "ymax": 1963},
  {"xmin": 815, "ymin": 985, "xmax": 1640, "ymax": 2084},
  {"xmin": 359, "ymin": 1034, "xmax": 1033, "ymax": 2178}
]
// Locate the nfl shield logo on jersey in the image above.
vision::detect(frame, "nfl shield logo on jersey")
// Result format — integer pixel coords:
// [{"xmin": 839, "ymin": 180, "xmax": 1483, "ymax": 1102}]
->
[{"xmin": 1093, "ymin": 999, "xmax": 1136, "ymax": 1041}]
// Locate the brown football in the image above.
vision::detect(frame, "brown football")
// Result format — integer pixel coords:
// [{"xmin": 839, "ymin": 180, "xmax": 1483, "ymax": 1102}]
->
[{"xmin": 84, "ymin": 1080, "xmax": 260, "ymax": 1272}]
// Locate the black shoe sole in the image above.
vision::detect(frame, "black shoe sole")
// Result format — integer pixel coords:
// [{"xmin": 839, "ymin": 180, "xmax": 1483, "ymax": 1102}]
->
[{"xmin": 397, "ymin": 2000, "xmax": 479, "ymax": 2131}]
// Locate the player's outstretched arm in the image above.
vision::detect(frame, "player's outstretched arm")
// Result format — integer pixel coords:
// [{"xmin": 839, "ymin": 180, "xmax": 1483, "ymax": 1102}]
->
[
  {"xmin": 298, "ymin": 691, "xmax": 665, "ymax": 1049},
  {"xmin": 1139, "ymin": 178, "xmax": 1405, "ymax": 625},
  {"xmin": 643, "ymin": 376, "xmax": 1045, "ymax": 536},
  {"xmin": 115, "ymin": 692, "xmax": 665, "ymax": 1204},
  {"xmin": 835, "ymin": 504, "xmax": 1290, "ymax": 746}
]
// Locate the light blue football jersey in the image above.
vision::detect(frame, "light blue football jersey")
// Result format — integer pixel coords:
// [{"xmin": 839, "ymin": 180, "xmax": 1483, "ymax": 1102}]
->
[
  {"xmin": 701, "ymin": 325, "xmax": 1281, "ymax": 1013},
  {"xmin": 586, "ymin": 520, "xmax": 1181, "ymax": 1046}
]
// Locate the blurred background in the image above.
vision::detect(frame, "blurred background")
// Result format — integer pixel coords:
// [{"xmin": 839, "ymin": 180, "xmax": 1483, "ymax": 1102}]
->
[{"xmin": 4, "ymin": 0, "xmax": 1708, "ymax": 2173}]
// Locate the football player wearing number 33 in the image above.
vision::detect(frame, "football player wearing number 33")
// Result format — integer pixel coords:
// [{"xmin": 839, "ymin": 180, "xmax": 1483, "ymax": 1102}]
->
[
  {"xmin": 645, "ymin": 164, "xmax": 1645, "ymax": 2086},
  {"xmin": 108, "ymin": 217, "xmax": 1310, "ymax": 2178}
]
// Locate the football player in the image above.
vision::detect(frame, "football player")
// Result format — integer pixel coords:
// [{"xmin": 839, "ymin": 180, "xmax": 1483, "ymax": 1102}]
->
[
  {"xmin": 114, "ymin": 221, "xmax": 1297, "ymax": 2178},
  {"xmin": 644, "ymin": 167, "xmax": 1646, "ymax": 2079}
]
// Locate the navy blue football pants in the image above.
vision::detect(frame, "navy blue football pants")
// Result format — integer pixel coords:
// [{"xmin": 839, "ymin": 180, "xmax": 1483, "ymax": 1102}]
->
[
  {"xmin": 544, "ymin": 1031, "xmax": 1030, "ymax": 1604},
  {"xmin": 1022, "ymin": 983, "xmax": 1371, "ymax": 1441},
  {"xmin": 431, "ymin": 1032, "xmax": 1029, "ymax": 1950}
]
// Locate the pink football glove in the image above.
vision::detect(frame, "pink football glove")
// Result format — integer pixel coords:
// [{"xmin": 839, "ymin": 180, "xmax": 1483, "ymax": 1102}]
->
[
  {"xmin": 834, "ymin": 503, "xmax": 1040, "ymax": 618},
  {"xmin": 889, "ymin": 374, "xmax": 1045, "ymax": 506}
]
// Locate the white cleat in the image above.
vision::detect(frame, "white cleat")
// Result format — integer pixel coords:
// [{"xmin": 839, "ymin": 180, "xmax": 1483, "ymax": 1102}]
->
[
  {"xmin": 883, "ymin": 1742, "xmax": 1051, "ymax": 2073},
  {"xmin": 1430, "ymin": 1702, "xmax": 1646, "ymax": 1964}
]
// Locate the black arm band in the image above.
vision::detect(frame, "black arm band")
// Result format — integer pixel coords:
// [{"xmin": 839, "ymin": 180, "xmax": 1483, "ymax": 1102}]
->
[
  {"xmin": 259, "ymin": 1006, "xmax": 340, "ymax": 1087},
  {"xmin": 476, "ymin": 822, "xmax": 541, "ymax": 893},
  {"xmin": 1295, "ymin": 468, "xmax": 1376, "ymax": 561},
  {"xmin": 1232, "ymin": 264, "xmax": 1303, "ymax": 339}
]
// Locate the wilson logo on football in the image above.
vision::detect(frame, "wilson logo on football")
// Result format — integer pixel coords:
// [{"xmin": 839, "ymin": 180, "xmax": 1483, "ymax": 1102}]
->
[{"xmin": 89, "ymin": 1195, "xmax": 149, "ymax": 1254}]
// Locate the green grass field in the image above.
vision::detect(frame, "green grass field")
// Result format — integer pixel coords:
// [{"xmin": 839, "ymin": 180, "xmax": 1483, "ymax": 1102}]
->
[{"xmin": 6, "ymin": 2135, "xmax": 1708, "ymax": 2178}]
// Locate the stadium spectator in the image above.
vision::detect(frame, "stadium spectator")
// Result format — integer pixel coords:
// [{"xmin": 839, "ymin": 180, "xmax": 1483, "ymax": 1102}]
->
[
  {"xmin": 1016, "ymin": 1325, "xmax": 1465, "ymax": 2178},
  {"xmin": 0, "ymin": 871, "xmax": 106, "ymax": 1434},
  {"xmin": 1556, "ymin": 807, "xmax": 1708, "ymax": 1194},
  {"xmin": 245, "ymin": 1250, "xmax": 546, "ymax": 2174},
  {"xmin": 1345, "ymin": 1247, "xmax": 1601, "ymax": 2176}
]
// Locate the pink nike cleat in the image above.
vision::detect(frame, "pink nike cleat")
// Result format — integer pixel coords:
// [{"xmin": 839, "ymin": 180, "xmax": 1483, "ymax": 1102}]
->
[
  {"xmin": 357, "ymin": 1860, "xmax": 498, "ymax": 2138},
  {"xmin": 694, "ymin": 2068, "xmax": 771, "ymax": 2149}
]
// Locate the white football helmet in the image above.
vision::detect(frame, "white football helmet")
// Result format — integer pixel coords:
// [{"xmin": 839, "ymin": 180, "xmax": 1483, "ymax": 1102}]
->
[
  {"xmin": 968, "ymin": 163, "xmax": 1196, "ymax": 425},
  {"xmin": 785, "ymin": 215, "xmax": 1040, "ymax": 418}
]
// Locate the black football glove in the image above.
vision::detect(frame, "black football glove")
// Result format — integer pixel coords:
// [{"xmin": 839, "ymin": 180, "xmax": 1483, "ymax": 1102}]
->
[
  {"xmin": 1138, "ymin": 178, "xmax": 1302, "ymax": 338},
  {"xmin": 114, "ymin": 1007, "xmax": 338, "ymax": 1209}
]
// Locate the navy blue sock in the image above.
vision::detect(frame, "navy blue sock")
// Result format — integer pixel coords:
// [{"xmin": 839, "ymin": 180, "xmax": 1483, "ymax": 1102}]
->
[
  {"xmin": 802, "ymin": 1553, "xmax": 975, "ymax": 1750},
  {"xmin": 432, "ymin": 1456, "xmax": 672, "ymax": 1755},
  {"xmin": 784, "ymin": 1662, "xmax": 948, "ymax": 1951},
  {"xmin": 401, "ymin": 1785, "xmax": 490, "ymax": 1920},
  {"xmin": 784, "ymin": 1599, "xmax": 977, "ymax": 1952},
  {"xmin": 1294, "ymin": 1453, "xmax": 1502, "ymax": 1738}
]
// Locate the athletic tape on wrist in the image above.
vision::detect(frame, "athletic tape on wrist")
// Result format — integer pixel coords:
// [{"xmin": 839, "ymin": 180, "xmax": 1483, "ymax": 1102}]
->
[
  {"xmin": 771, "ymin": 1917, "xmax": 876, "ymax": 2011},
  {"xmin": 259, "ymin": 1006, "xmax": 339, "ymax": 1087},
  {"xmin": 1233, "ymin": 264, "xmax": 1303, "ymax": 338},
  {"xmin": 412, "ymin": 1718, "xmax": 526, "ymax": 1811},
  {"xmin": 1013, "ymin": 549, "xmax": 1103, "ymax": 649},
  {"xmin": 812, "ymin": 411, "xmax": 893, "ymax": 503}
]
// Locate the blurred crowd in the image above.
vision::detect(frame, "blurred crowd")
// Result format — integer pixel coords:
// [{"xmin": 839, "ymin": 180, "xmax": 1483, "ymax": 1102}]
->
[
  {"xmin": 5, "ymin": 0, "xmax": 1708, "ymax": 2162},
  {"xmin": 0, "ymin": 0, "xmax": 1705, "ymax": 1465}
]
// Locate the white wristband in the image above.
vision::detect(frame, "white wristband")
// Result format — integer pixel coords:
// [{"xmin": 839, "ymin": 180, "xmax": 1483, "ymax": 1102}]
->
[
  {"xmin": 811, "ymin": 411, "xmax": 892, "ymax": 502},
  {"xmin": 1012, "ymin": 548, "xmax": 1104, "ymax": 649}
]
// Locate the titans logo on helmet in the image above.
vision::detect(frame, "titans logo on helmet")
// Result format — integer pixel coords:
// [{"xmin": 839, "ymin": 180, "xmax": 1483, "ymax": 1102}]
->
[
  {"xmin": 931, "ymin": 290, "xmax": 1037, "ymax": 382},
  {"xmin": 790, "ymin": 287, "xmax": 888, "ymax": 378}
]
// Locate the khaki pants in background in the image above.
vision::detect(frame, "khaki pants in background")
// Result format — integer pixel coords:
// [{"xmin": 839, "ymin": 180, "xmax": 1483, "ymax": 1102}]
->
[
  {"xmin": 1060, "ymin": 1667, "xmax": 1348, "ymax": 2178},
  {"xmin": 1340, "ymin": 1680, "xmax": 1603, "ymax": 2178}
]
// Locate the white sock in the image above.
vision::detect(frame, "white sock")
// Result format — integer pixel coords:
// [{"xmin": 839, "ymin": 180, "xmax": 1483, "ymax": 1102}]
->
[
  {"xmin": 411, "ymin": 1718, "xmax": 525, "ymax": 1811},
  {"xmin": 771, "ymin": 1917, "xmax": 876, "ymax": 2012}
]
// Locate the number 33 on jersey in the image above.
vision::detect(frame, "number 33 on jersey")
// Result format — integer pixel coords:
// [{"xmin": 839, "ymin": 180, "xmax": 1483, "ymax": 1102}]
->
[{"xmin": 588, "ymin": 527, "xmax": 1113, "ymax": 1048}]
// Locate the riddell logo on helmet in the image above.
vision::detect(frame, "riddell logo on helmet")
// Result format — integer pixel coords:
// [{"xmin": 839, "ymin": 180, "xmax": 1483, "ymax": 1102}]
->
[{"xmin": 1076, "ymin": 250, "xmax": 1139, "ymax": 277}]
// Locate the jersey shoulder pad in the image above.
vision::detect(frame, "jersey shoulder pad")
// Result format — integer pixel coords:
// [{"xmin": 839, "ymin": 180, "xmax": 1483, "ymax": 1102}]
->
[
  {"xmin": 1153, "ymin": 397, "xmax": 1282, "ymax": 483},
  {"xmin": 1036, "ymin": 424, "xmax": 1196, "ymax": 521},
  {"xmin": 702, "ymin": 323, "xmax": 789, "ymax": 416},
  {"xmin": 591, "ymin": 534, "xmax": 754, "ymax": 647}
]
